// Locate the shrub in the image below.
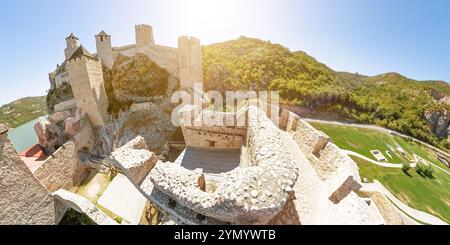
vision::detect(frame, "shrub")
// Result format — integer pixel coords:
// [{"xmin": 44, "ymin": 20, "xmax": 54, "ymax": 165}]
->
[{"xmin": 402, "ymin": 162, "xmax": 411, "ymax": 173}]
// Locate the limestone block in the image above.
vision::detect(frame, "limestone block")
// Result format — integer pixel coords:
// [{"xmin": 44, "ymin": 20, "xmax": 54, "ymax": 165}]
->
[
  {"xmin": 49, "ymin": 110, "xmax": 71, "ymax": 123},
  {"xmin": 34, "ymin": 117, "xmax": 60, "ymax": 153},
  {"xmin": 54, "ymin": 99, "xmax": 76, "ymax": 112},
  {"xmin": 110, "ymin": 136, "xmax": 157, "ymax": 185},
  {"xmin": 53, "ymin": 189, "xmax": 118, "ymax": 225}
]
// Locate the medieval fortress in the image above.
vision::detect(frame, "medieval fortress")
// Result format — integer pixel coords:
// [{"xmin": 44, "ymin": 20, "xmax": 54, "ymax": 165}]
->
[{"xmin": 0, "ymin": 24, "xmax": 404, "ymax": 225}]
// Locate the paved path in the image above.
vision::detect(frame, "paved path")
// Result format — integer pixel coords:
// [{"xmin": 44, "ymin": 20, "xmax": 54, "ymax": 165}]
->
[
  {"xmin": 361, "ymin": 181, "xmax": 448, "ymax": 225},
  {"xmin": 343, "ymin": 150, "xmax": 450, "ymax": 175},
  {"xmin": 342, "ymin": 150, "xmax": 405, "ymax": 168}
]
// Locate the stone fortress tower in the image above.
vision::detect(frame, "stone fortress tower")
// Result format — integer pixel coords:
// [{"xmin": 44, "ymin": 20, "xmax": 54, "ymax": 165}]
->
[
  {"xmin": 64, "ymin": 33, "xmax": 80, "ymax": 60},
  {"xmin": 66, "ymin": 46, "xmax": 109, "ymax": 126},
  {"xmin": 52, "ymin": 24, "xmax": 204, "ymax": 128},
  {"xmin": 178, "ymin": 36, "xmax": 204, "ymax": 90},
  {"xmin": 95, "ymin": 31, "xmax": 114, "ymax": 69},
  {"xmin": 135, "ymin": 24, "xmax": 155, "ymax": 50}
]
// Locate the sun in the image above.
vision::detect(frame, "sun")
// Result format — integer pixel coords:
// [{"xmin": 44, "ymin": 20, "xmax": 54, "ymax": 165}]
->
[{"xmin": 180, "ymin": 0, "xmax": 244, "ymax": 35}]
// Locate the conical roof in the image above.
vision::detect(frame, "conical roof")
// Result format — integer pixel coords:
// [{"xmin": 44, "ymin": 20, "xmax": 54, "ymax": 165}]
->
[
  {"xmin": 66, "ymin": 33, "xmax": 79, "ymax": 40},
  {"xmin": 96, "ymin": 30, "xmax": 109, "ymax": 36},
  {"xmin": 68, "ymin": 45, "xmax": 96, "ymax": 60}
]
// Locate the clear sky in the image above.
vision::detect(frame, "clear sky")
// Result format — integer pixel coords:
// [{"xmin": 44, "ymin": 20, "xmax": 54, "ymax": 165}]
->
[{"xmin": 1, "ymin": 0, "xmax": 449, "ymax": 105}]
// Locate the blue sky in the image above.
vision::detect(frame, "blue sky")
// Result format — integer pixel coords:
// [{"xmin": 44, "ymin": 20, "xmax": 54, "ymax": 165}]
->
[{"xmin": 1, "ymin": 0, "xmax": 449, "ymax": 105}]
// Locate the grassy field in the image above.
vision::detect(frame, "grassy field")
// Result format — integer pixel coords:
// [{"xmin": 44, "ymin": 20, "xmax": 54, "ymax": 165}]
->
[
  {"xmin": 351, "ymin": 156, "xmax": 450, "ymax": 224},
  {"xmin": 311, "ymin": 122, "xmax": 449, "ymax": 170}
]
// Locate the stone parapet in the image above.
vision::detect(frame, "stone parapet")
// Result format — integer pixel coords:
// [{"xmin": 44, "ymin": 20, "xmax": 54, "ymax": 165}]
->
[
  {"xmin": 149, "ymin": 106, "xmax": 299, "ymax": 224},
  {"xmin": 283, "ymin": 109, "xmax": 362, "ymax": 203}
]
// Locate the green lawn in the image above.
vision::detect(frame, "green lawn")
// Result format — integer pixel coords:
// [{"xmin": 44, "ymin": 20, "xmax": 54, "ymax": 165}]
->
[
  {"xmin": 351, "ymin": 156, "xmax": 450, "ymax": 224},
  {"xmin": 311, "ymin": 123, "xmax": 449, "ymax": 169}
]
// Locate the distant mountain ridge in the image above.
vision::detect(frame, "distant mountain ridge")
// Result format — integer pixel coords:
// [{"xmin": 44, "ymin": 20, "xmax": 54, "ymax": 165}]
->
[
  {"xmin": 202, "ymin": 36, "xmax": 450, "ymax": 149},
  {"xmin": 0, "ymin": 96, "xmax": 47, "ymax": 128}
]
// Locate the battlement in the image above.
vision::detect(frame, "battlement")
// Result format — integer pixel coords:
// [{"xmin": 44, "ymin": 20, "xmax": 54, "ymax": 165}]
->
[
  {"xmin": 135, "ymin": 24, "xmax": 155, "ymax": 49},
  {"xmin": 178, "ymin": 36, "xmax": 203, "ymax": 90}
]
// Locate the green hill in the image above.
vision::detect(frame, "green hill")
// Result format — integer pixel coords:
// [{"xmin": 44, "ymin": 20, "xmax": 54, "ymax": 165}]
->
[
  {"xmin": 0, "ymin": 96, "xmax": 47, "ymax": 128},
  {"xmin": 203, "ymin": 36, "xmax": 450, "ymax": 149}
]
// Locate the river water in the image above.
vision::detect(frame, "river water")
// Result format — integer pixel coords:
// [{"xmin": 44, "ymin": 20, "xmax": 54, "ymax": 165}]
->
[{"xmin": 7, "ymin": 116, "xmax": 47, "ymax": 153}]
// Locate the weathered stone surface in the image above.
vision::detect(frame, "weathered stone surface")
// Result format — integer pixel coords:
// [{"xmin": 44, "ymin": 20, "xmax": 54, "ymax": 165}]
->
[
  {"xmin": 424, "ymin": 110, "xmax": 450, "ymax": 139},
  {"xmin": 64, "ymin": 116, "xmax": 80, "ymax": 135},
  {"xmin": 33, "ymin": 140, "xmax": 87, "ymax": 193},
  {"xmin": 109, "ymin": 136, "xmax": 157, "ymax": 185},
  {"xmin": 49, "ymin": 110, "xmax": 71, "ymax": 124},
  {"xmin": 34, "ymin": 117, "xmax": 62, "ymax": 154},
  {"xmin": 0, "ymin": 129, "xmax": 56, "ymax": 225},
  {"xmin": 53, "ymin": 189, "xmax": 118, "ymax": 225}
]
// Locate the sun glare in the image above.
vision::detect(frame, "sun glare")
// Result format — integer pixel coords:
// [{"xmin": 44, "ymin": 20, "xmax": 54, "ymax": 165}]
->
[{"xmin": 179, "ymin": 0, "xmax": 247, "ymax": 35}]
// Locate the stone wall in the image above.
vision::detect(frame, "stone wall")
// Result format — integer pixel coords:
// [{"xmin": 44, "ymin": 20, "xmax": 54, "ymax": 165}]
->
[
  {"xmin": 149, "ymin": 106, "xmax": 299, "ymax": 224},
  {"xmin": 283, "ymin": 110, "xmax": 362, "ymax": 203},
  {"xmin": 33, "ymin": 140, "xmax": 87, "ymax": 193},
  {"xmin": 113, "ymin": 44, "xmax": 178, "ymax": 76},
  {"xmin": 182, "ymin": 126, "xmax": 244, "ymax": 150},
  {"xmin": 178, "ymin": 36, "xmax": 203, "ymax": 90},
  {"xmin": 135, "ymin": 24, "xmax": 155, "ymax": 49},
  {"xmin": 0, "ymin": 125, "xmax": 56, "ymax": 225},
  {"xmin": 180, "ymin": 109, "xmax": 247, "ymax": 150}
]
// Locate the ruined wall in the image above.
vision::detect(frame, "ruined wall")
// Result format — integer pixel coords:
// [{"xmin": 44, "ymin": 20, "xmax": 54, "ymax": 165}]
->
[
  {"xmin": 283, "ymin": 110, "xmax": 362, "ymax": 202},
  {"xmin": 0, "ymin": 125, "xmax": 56, "ymax": 225},
  {"xmin": 182, "ymin": 126, "xmax": 244, "ymax": 150},
  {"xmin": 67, "ymin": 56, "xmax": 109, "ymax": 126},
  {"xmin": 180, "ymin": 109, "xmax": 247, "ymax": 150},
  {"xmin": 33, "ymin": 140, "xmax": 87, "ymax": 193},
  {"xmin": 149, "ymin": 106, "xmax": 299, "ymax": 224}
]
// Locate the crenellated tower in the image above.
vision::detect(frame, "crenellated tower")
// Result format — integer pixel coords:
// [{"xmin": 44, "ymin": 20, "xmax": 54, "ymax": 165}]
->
[
  {"xmin": 178, "ymin": 36, "xmax": 203, "ymax": 90},
  {"xmin": 64, "ymin": 33, "xmax": 80, "ymax": 60},
  {"xmin": 95, "ymin": 30, "xmax": 114, "ymax": 69},
  {"xmin": 66, "ymin": 46, "xmax": 109, "ymax": 126},
  {"xmin": 135, "ymin": 24, "xmax": 155, "ymax": 51}
]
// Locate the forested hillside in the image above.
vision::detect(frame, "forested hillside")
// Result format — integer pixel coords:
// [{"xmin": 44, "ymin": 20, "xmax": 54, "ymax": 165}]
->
[
  {"xmin": 203, "ymin": 37, "xmax": 450, "ymax": 149},
  {"xmin": 0, "ymin": 96, "xmax": 47, "ymax": 128}
]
